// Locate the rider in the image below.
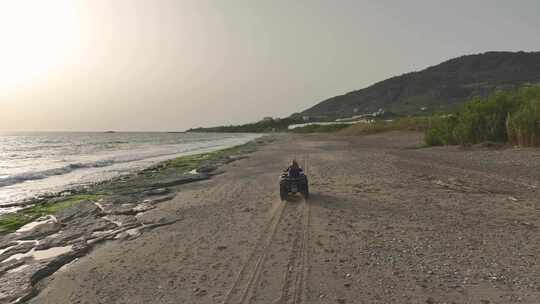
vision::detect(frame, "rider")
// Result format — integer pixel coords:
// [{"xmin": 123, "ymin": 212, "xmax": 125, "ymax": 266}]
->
[{"xmin": 285, "ymin": 159, "xmax": 303, "ymax": 178}]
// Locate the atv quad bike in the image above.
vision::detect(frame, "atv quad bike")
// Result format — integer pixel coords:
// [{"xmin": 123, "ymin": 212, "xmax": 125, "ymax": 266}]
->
[{"xmin": 279, "ymin": 171, "xmax": 309, "ymax": 201}]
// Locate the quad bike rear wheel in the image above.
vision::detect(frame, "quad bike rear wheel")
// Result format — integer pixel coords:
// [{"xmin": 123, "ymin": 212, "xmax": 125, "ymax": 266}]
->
[
  {"xmin": 300, "ymin": 181, "xmax": 309, "ymax": 199},
  {"xmin": 280, "ymin": 183, "xmax": 288, "ymax": 201}
]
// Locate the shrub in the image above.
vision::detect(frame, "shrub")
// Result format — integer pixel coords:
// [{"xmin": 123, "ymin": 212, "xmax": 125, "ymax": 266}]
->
[
  {"xmin": 507, "ymin": 98, "xmax": 540, "ymax": 147},
  {"xmin": 425, "ymin": 115, "xmax": 458, "ymax": 146},
  {"xmin": 452, "ymin": 92, "xmax": 520, "ymax": 144},
  {"xmin": 425, "ymin": 86, "xmax": 540, "ymax": 147}
]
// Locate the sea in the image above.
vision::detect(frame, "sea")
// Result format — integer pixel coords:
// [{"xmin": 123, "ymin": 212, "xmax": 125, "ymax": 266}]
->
[{"xmin": 0, "ymin": 132, "xmax": 261, "ymax": 214}]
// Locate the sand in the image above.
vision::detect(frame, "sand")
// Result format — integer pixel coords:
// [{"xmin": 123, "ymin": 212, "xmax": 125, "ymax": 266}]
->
[{"xmin": 30, "ymin": 132, "xmax": 540, "ymax": 304}]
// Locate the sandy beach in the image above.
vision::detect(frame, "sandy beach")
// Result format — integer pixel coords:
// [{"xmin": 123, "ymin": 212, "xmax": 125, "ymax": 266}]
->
[{"xmin": 3, "ymin": 131, "xmax": 539, "ymax": 303}]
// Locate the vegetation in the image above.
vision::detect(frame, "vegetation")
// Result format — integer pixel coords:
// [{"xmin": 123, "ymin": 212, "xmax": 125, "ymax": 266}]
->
[
  {"xmin": 339, "ymin": 117, "xmax": 429, "ymax": 136},
  {"xmin": 425, "ymin": 86, "xmax": 540, "ymax": 147},
  {"xmin": 0, "ymin": 194, "xmax": 102, "ymax": 233},
  {"xmin": 290, "ymin": 124, "xmax": 350, "ymax": 133},
  {"xmin": 163, "ymin": 141, "xmax": 257, "ymax": 172},
  {"xmin": 425, "ymin": 115, "xmax": 458, "ymax": 146},
  {"xmin": 188, "ymin": 117, "xmax": 304, "ymax": 133},
  {"xmin": 507, "ymin": 98, "xmax": 540, "ymax": 146}
]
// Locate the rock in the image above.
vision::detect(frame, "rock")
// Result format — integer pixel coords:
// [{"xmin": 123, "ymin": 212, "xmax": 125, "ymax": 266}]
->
[
  {"xmin": 197, "ymin": 164, "xmax": 218, "ymax": 174},
  {"xmin": 30, "ymin": 243, "xmax": 90, "ymax": 285},
  {"xmin": 143, "ymin": 193, "xmax": 176, "ymax": 205},
  {"xmin": 208, "ymin": 169, "xmax": 226, "ymax": 176},
  {"xmin": 0, "ymin": 240, "xmax": 17, "ymax": 252},
  {"xmin": 0, "ymin": 241, "xmax": 35, "ymax": 262},
  {"xmin": 35, "ymin": 232, "xmax": 85, "ymax": 250},
  {"xmin": 18, "ymin": 222, "xmax": 61, "ymax": 241},
  {"xmin": 0, "ymin": 243, "xmax": 88, "ymax": 304},
  {"xmin": 193, "ymin": 288, "xmax": 207, "ymax": 297},
  {"xmin": 221, "ymin": 155, "xmax": 248, "ymax": 164},
  {"xmin": 336, "ymin": 298, "xmax": 346, "ymax": 303},
  {"xmin": 55, "ymin": 201, "xmax": 101, "ymax": 223},
  {"xmin": 216, "ymin": 246, "xmax": 228, "ymax": 251},
  {"xmin": 132, "ymin": 203, "xmax": 156, "ymax": 213},
  {"xmin": 115, "ymin": 226, "xmax": 146, "ymax": 240},
  {"xmin": 426, "ymin": 297, "xmax": 436, "ymax": 304},
  {"xmin": 151, "ymin": 175, "xmax": 208, "ymax": 188},
  {"xmin": 138, "ymin": 216, "xmax": 180, "ymax": 228},
  {"xmin": 143, "ymin": 188, "xmax": 170, "ymax": 196},
  {"xmin": 0, "ymin": 259, "xmax": 25, "ymax": 276},
  {"xmin": 108, "ymin": 204, "xmax": 137, "ymax": 215},
  {"xmin": 35, "ymin": 215, "xmax": 115, "ymax": 250},
  {"xmin": 434, "ymin": 180, "xmax": 449, "ymax": 188},
  {"xmin": 103, "ymin": 215, "xmax": 138, "ymax": 227},
  {"xmin": 0, "ymin": 266, "xmax": 34, "ymax": 303},
  {"xmin": 68, "ymin": 216, "xmax": 117, "ymax": 235}
]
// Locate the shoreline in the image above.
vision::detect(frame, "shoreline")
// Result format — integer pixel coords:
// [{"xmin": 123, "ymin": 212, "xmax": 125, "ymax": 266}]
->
[
  {"xmin": 0, "ymin": 133, "xmax": 265, "ymax": 215},
  {"xmin": 0, "ymin": 135, "xmax": 276, "ymax": 303},
  {"xmin": 0, "ymin": 132, "xmax": 263, "ymax": 214}
]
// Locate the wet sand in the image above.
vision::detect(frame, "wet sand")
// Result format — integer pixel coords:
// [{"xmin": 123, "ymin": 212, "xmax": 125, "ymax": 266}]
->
[{"xmin": 30, "ymin": 132, "xmax": 540, "ymax": 304}]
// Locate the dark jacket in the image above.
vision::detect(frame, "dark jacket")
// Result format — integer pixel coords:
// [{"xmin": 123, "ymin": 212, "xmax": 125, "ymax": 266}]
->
[{"xmin": 286, "ymin": 165, "xmax": 303, "ymax": 178}]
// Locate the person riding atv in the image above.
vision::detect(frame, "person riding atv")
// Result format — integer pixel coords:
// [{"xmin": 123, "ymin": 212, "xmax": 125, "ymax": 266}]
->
[
  {"xmin": 285, "ymin": 160, "xmax": 303, "ymax": 178},
  {"xmin": 280, "ymin": 159, "xmax": 309, "ymax": 200}
]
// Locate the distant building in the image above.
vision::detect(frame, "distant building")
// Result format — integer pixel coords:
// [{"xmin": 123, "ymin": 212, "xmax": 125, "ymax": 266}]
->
[
  {"xmin": 353, "ymin": 108, "xmax": 359, "ymax": 113},
  {"xmin": 302, "ymin": 116, "xmax": 310, "ymax": 122},
  {"xmin": 262, "ymin": 117, "xmax": 273, "ymax": 122}
]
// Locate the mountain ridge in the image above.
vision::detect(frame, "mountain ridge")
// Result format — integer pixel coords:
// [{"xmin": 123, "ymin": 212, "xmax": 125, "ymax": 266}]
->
[{"xmin": 301, "ymin": 51, "xmax": 540, "ymax": 120}]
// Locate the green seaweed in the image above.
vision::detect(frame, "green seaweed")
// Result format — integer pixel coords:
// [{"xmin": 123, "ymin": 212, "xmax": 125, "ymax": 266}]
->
[
  {"xmin": 163, "ymin": 142, "xmax": 257, "ymax": 172},
  {"xmin": 0, "ymin": 194, "xmax": 102, "ymax": 234},
  {"xmin": 0, "ymin": 139, "xmax": 263, "ymax": 234}
]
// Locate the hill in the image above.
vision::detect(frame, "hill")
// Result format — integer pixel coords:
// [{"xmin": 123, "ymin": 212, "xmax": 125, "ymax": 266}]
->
[
  {"xmin": 187, "ymin": 117, "xmax": 304, "ymax": 133},
  {"xmin": 301, "ymin": 51, "xmax": 540, "ymax": 120}
]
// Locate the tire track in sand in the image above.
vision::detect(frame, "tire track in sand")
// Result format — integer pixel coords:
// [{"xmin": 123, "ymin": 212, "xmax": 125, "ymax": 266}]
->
[
  {"xmin": 223, "ymin": 199, "xmax": 288, "ymax": 304},
  {"xmin": 274, "ymin": 198, "xmax": 311, "ymax": 304}
]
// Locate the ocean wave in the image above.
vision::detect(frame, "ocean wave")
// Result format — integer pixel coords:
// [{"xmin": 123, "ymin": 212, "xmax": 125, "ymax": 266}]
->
[
  {"xmin": 0, "ymin": 160, "xmax": 118, "ymax": 188},
  {"xmin": 0, "ymin": 146, "xmax": 210, "ymax": 188},
  {"xmin": 0, "ymin": 134, "xmax": 258, "ymax": 190}
]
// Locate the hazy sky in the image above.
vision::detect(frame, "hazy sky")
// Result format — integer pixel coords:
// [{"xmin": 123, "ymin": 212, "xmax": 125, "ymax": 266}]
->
[{"xmin": 1, "ymin": 0, "xmax": 540, "ymax": 131}]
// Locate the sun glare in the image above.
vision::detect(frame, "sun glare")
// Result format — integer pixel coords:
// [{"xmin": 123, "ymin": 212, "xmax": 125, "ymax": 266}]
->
[{"xmin": 0, "ymin": 1, "xmax": 82, "ymax": 94}]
